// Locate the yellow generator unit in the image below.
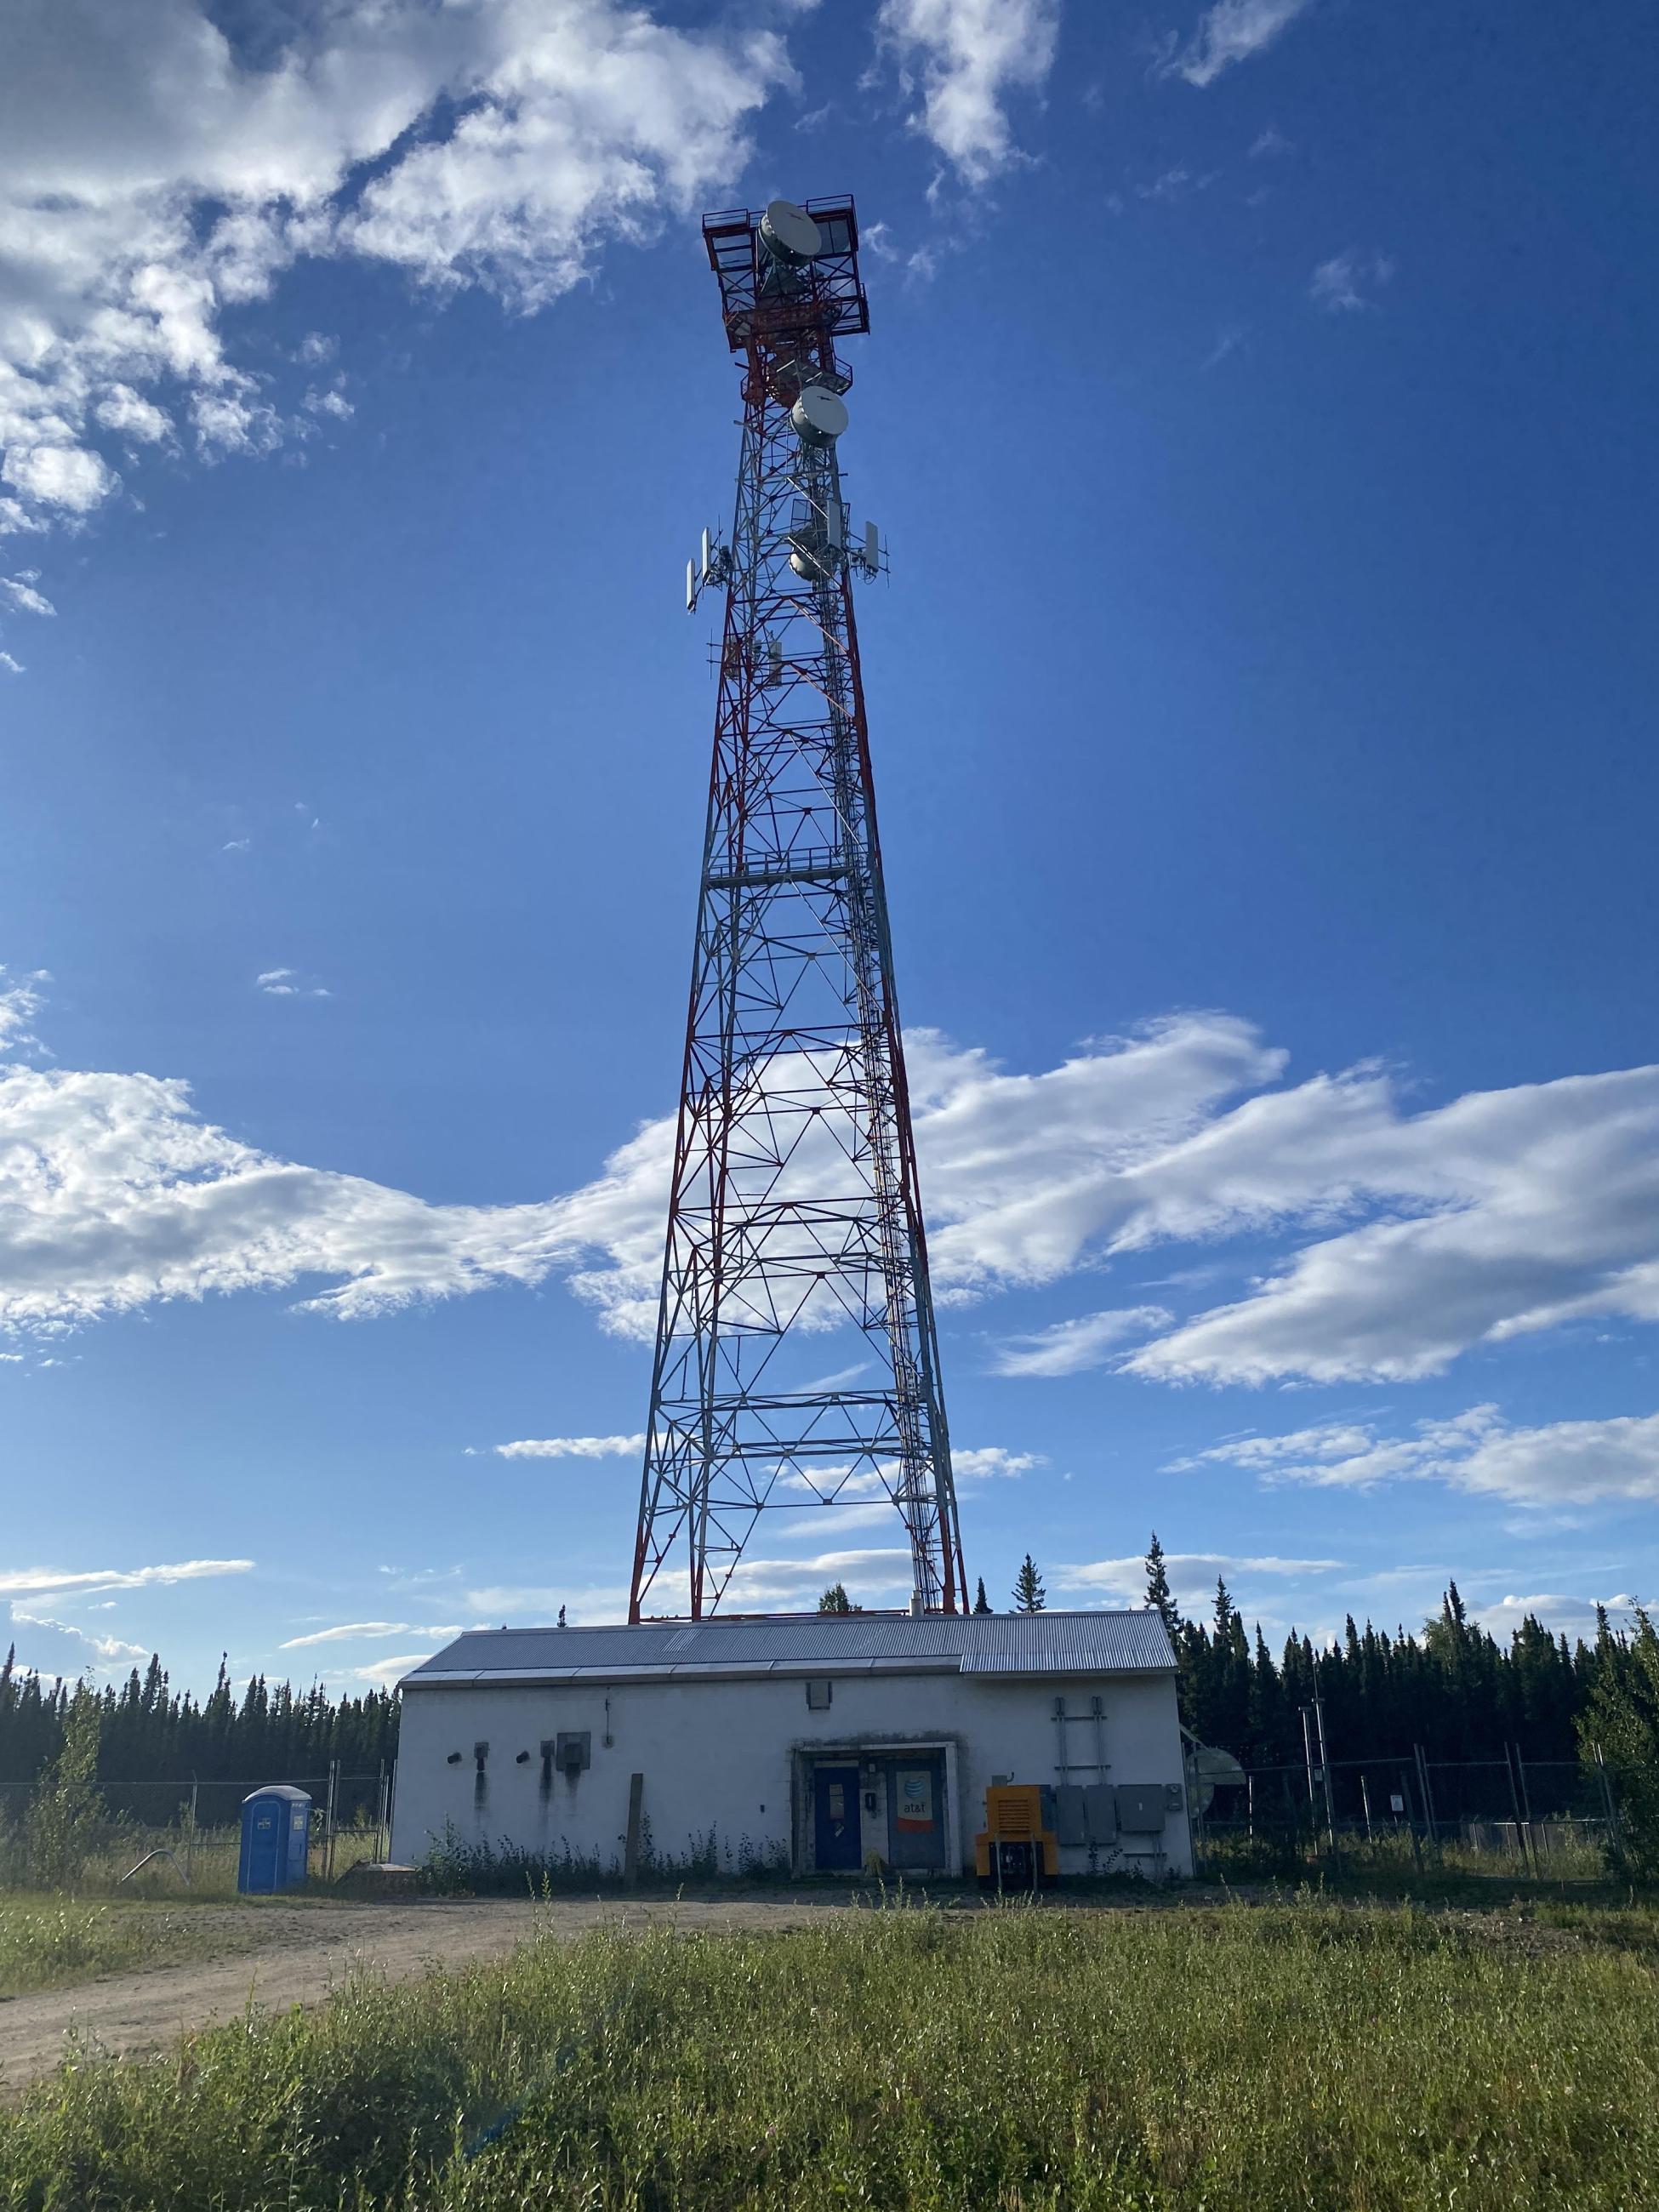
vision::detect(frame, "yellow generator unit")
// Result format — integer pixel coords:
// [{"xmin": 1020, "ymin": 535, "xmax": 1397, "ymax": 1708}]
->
[{"xmin": 974, "ymin": 1783, "xmax": 1059, "ymax": 1891}]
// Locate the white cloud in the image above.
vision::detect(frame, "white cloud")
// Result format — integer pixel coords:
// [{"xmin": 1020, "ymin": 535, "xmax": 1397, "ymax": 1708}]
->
[
  {"xmin": 0, "ymin": 0, "xmax": 794, "ymax": 536},
  {"xmin": 350, "ymin": 1651, "xmax": 441, "ymax": 1685},
  {"xmin": 1164, "ymin": 0, "xmax": 1314, "ymax": 88},
  {"xmin": 8, "ymin": 1601, "xmax": 149, "ymax": 1663},
  {"xmin": 1310, "ymin": 249, "xmax": 1395, "ymax": 314},
  {"xmin": 0, "ymin": 972, "xmax": 49, "ymax": 1052},
  {"xmin": 875, "ymin": 0, "xmax": 1061, "ymax": 185},
  {"xmin": 727, "ymin": 1546, "xmax": 915, "ymax": 1605},
  {"xmin": 1119, "ymin": 1060, "xmax": 1659, "ymax": 1385},
  {"xmin": 2, "ymin": 572, "xmax": 55, "ymax": 616},
  {"xmin": 991, "ymin": 1306, "xmax": 1172, "ymax": 1378},
  {"xmin": 0, "ymin": 652, "xmax": 21, "ymax": 675},
  {"xmin": 0, "ymin": 1557, "xmax": 253, "ymax": 1599},
  {"xmin": 1469, "ymin": 1590, "xmax": 1638, "ymax": 1641},
  {"xmin": 1054, "ymin": 1550, "xmax": 1344, "ymax": 1605},
  {"xmin": 1184, "ymin": 1405, "xmax": 1659, "ymax": 1508},
  {"xmin": 279, "ymin": 1620, "xmax": 466, "ymax": 1649},
  {"xmin": 255, "ymin": 966, "xmax": 329, "ymax": 999},
  {"xmin": 94, "ymin": 385, "xmax": 173, "ymax": 444},
  {"xmin": 8, "ymin": 978, "xmax": 1659, "ymax": 1390},
  {"xmin": 222, "ymin": 837, "xmax": 250, "ymax": 853},
  {"xmin": 1249, "ymin": 123, "xmax": 1291, "ymax": 157},
  {"xmin": 952, "ymin": 1445, "xmax": 1043, "ymax": 1479},
  {"xmin": 9, "ymin": 1607, "xmax": 149, "ymax": 1662},
  {"xmin": 493, "ymin": 1433, "xmax": 645, "ymax": 1459}
]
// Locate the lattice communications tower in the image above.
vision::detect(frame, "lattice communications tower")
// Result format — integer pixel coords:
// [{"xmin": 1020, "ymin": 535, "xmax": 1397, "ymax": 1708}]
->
[{"xmin": 630, "ymin": 196, "xmax": 967, "ymax": 1622}]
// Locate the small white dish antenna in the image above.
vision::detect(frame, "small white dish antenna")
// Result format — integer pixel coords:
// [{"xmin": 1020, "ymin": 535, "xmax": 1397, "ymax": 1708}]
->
[
  {"xmin": 791, "ymin": 385, "xmax": 848, "ymax": 444},
  {"xmin": 760, "ymin": 199, "xmax": 822, "ymax": 265}
]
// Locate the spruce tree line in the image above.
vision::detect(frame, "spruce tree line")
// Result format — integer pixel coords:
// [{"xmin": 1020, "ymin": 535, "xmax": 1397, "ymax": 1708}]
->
[
  {"xmin": 0, "ymin": 1648, "xmax": 398, "ymax": 1823},
  {"xmin": 1138, "ymin": 1533, "xmax": 1594, "ymax": 1770}
]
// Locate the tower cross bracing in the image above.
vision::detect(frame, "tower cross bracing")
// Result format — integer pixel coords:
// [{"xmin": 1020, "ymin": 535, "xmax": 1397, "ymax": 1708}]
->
[{"xmin": 630, "ymin": 196, "xmax": 967, "ymax": 1622}]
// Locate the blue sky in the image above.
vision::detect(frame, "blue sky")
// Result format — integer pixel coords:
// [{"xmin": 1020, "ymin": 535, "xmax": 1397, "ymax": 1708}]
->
[{"xmin": 3, "ymin": 0, "xmax": 1656, "ymax": 1698}]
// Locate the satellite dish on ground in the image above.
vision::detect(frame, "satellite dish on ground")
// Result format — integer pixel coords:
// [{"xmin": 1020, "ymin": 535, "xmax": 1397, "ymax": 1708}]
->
[
  {"xmin": 1184, "ymin": 1742, "xmax": 1246, "ymax": 1816},
  {"xmin": 791, "ymin": 385, "xmax": 848, "ymax": 443},
  {"xmin": 760, "ymin": 199, "xmax": 822, "ymax": 265}
]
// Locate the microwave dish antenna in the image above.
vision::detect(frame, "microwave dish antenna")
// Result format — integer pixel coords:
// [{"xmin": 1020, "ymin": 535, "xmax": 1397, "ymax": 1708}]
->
[
  {"xmin": 790, "ymin": 384, "xmax": 848, "ymax": 444},
  {"xmin": 759, "ymin": 198, "xmax": 822, "ymax": 265}
]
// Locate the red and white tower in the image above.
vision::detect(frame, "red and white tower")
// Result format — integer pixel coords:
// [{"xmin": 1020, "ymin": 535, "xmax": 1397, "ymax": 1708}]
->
[{"xmin": 630, "ymin": 197, "xmax": 967, "ymax": 1622}]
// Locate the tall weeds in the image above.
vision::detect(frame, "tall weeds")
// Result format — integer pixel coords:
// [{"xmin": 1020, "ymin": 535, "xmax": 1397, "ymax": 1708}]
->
[{"xmin": 3, "ymin": 1896, "xmax": 1656, "ymax": 2209}]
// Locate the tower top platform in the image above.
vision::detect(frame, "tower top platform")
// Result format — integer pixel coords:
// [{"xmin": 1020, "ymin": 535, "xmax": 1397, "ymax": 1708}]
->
[{"xmin": 701, "ymin": 196, "xmax": 869, "ymax": 353}]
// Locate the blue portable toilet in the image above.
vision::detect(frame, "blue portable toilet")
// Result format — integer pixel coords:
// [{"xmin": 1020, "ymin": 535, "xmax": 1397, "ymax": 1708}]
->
[{"xmin": 238, "ymin": 1785, "xmax": 311, "ymax": 1893}]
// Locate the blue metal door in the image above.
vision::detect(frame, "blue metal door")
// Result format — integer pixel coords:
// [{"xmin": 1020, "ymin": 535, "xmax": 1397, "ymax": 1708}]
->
[{"xmin": 812, "ymin": 1764, "xmax": 862, "ymax": 1871}]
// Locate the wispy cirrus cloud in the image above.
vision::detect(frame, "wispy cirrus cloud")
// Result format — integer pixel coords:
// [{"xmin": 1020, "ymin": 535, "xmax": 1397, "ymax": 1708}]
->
[
  {"xmin": 0, "ymin": 1558, "xmax": 254, "ymax": 1599},
  {"xmin": 2, "ymin": 573, "xmax": 56, "ymax": 617},
  {"xmin": 991, "ymin": 1307, "xmax": 1172, "ymax": 1378},
  {"xmin": 1310, "ymin": 249, "xmax": 1395, "ymax": 314},
  {"xmin": 1162, "ymin": 0, "xmax": 1315, "ymax": 88},
  {"xmin": 1176, "ymin": 1406, "xmax": 1659, "ymax": 1508},
  {"xmin": 875, "ymin": 0, "xmax": 1061, "ymax": 185},
  {"xmin": 279, "ymin": 1620, "xmax": 465, "ymax": 1649}
]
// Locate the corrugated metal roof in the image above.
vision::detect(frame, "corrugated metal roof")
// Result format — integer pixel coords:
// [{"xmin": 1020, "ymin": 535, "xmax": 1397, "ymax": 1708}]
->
[{"xmin": 401, "ymin": 1610, "xmax": 1172, "ymax": 1690}]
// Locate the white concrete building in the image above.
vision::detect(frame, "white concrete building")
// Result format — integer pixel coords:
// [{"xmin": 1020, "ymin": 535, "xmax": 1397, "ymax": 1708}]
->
[{"xmin": 393, "ymin": 1611, "xmax": 1190, "ymax": 1880}]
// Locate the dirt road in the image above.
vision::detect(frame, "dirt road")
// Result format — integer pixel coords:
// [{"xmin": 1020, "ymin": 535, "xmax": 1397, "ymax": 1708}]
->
[{"xmin": 0, "ymin": 1893, "xmax": 859, "ymax": 2099}]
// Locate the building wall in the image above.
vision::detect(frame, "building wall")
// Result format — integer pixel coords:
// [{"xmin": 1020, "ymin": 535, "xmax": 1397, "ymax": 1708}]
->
[{"xmin": 391, "ymin": 1668, "xmax": 1190, "ymax": 1878}]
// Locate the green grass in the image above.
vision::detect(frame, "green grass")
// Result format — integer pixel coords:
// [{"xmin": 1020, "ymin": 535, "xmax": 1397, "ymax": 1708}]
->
[
  {"xmin": 3, "ymin": 1895, "xmax": 1657, "ymax": 2209},
  {"xmin": 0, "ymin": 1899, "xmax": 252, "ymax": 1999},
  {"xmin": 0, "ymin": 1821, "xmax": 387, "ymax": 1907}
]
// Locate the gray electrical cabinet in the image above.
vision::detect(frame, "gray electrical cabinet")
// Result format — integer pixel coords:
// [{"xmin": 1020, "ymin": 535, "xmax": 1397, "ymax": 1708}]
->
[
  {"xmin": 1115, "ymin": 1782, "xmax": 1166, "ymax": 1833},
  {"xmin": 1084, "ymin": 1782, "xmax": 1117, "ymax": 1842},
  {"xmin": 1052, "ymin": 1782, "xmax": 1120, "ymax": 1845},
  {"xmin": 1052, "ymin": 1784, "xmax": 1087, "ymax": 1845}
]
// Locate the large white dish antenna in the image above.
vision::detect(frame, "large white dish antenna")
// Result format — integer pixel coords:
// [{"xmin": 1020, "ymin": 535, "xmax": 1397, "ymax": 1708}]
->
[
  {"xmin": 791, "ymin": 385, "xmax": 848, "ymax": 443},
  {"xmin": 760, "ymin": 199, "xmax": 822, "ymax": 265}
]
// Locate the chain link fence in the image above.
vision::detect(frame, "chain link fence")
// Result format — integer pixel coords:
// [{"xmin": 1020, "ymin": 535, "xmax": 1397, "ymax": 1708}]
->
[
  {"xmin": 1192, "ymin": 1746, "xmax": 1621, "ymax": 1882},
  {"xmin": 0, "ymin": 1765, "xmax": 395, "ymax": 1896}
]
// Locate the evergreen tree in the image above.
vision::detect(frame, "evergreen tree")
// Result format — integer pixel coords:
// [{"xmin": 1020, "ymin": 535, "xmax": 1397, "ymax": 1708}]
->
[
  {"xmin": 1012, "ymin": 1554, "xmax": 1046, "ymax": 1613},
  {"xmin": 1143, "ymin": 1533, "xmax": 1183, "ymax": 1636},
  {"xmin": 1579, "ymin": 1606, "xmax": 1659, "ymax": 1876},
  {"xmin": 26, "ymin": 1681, "xmax": 105, "ymax": 1887},
  {"xmin": 818, "ymin": 1582, "xmax": 852, "ymax": 1615},
  {"xmin": 973, "ymin": 1576, "xmax": 992, "ymax": 1614}
]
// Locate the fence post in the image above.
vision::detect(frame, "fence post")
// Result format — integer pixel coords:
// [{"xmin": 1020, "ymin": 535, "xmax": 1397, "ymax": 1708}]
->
[
  {"xmin": 1300, "ymin": 1707, "xmax": 1320, "ymax": 1862},
  {"xmin": 1400, "ymin": 1766, "xmax": 1424, "ymax": 1873},
  {"xmin": 1314, "ymin": 1697, "xmax": 1337, "ymax": 1852},
  {"xmin": 1360, "ymin": 1772, "xmax": 1373, "ymax": 1841},
  {"xmin": 1514, "ymin": 1745, "xmax": 1538, "ymax": 1868},
  {"xmin": 1593, "ymin": 1743, "xmax": 1624, "ymax": 1871},
  {"xmin": 1414, "ymin": 1743, "xmax": 1440, "ymax": 1857},
  {"xmin": 185, "ymin": 1776, "xmax": 198, "ymax": 1886},
  {"xmin": 324, "ymin": 1759, "xmax": 339, "ymax": 1881},
  {"xmin": 1503, "ymin": 1743, "xmax": 1535, "ymax": 1878}
]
